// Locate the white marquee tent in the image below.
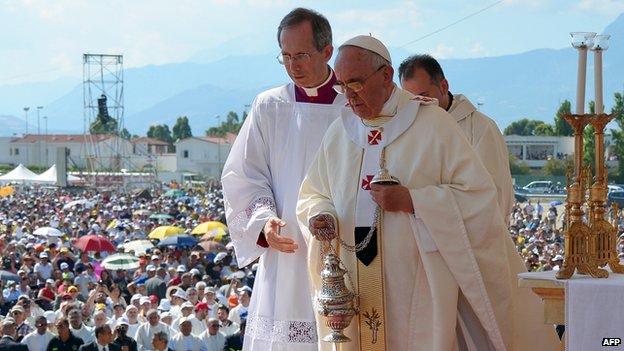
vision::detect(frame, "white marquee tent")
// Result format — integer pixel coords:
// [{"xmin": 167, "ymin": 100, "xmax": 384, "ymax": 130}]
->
[
  {"xmin": 33, "ymin": 164, "xmax": 83, "ymax": 184},
  {"xmin": 0, "ymin": 164, "xmax": 38, "ymax": 183}
]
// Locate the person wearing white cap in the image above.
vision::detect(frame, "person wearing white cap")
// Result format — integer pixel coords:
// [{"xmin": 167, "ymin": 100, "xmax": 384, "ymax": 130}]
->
[
  {"xmin": 298, "ymin": 35, "xmax": 559, "ymax": 350},
  {"xmin": 198, "ymin": 318, "xmax": 226, "ymax": 351},
  {"xmin": 123, "ymin": 305, "xmax": 141, "ymax": 338},
  {"xmin": 169, "ymin": 317, "xmax": 202, "ymax": 351},
  {"xmin": 221, "ymin": 8, "xmax": 345, "ymax": 351},
  {"xmin": 33, "ymin": 252, "xmax": 52, "ymax": 285},
  {"xmin": 135, "ymin": 309, "xmax": 169, "ymax": 351}
]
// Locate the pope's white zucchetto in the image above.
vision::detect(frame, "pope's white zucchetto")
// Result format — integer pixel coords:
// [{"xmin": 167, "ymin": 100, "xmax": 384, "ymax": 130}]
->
[{"xmin": 339, "ymin": 35, "xmax": 392, "ymax": 65}]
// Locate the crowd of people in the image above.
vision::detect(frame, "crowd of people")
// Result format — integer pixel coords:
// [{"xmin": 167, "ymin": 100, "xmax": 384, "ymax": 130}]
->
[
  {"xmin": 509, "ymin": 200, "xmax": 624, "ymax": 272},
  {"xmin": 0, "ymin": 183, "xmax": 622, "ymax": 351},
  {"xmin": 0, "ymin": 184, "xmax": 250, "ymax": 351}
]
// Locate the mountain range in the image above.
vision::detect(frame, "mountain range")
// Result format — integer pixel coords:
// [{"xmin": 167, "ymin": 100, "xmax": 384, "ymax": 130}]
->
[{"xmin": 2, "ymin": 13, "xmax": 624, "ymax": 137}]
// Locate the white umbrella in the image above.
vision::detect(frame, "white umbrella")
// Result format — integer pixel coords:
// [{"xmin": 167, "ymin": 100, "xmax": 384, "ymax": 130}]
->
[
  {"xmin": 102, "ymin": 253, "xmax": 140, "ymax": 270},
  {"xmin": 33, "ymin": 227, "xmax": 63, "ymax": 237},
  {"xmin": 120, "ymin": 240, "xmax": 154, "ymax": 255},
  {"xmin": 62, "ymin": 199, "xmax": 95, "ymax": 210}
]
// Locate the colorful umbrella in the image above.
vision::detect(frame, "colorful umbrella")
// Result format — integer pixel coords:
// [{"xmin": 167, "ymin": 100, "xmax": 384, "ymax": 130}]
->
[
  {"xmin": 33, "ymin": 227, "xmax": 63, "ymax": 237},
  {"xmin": 148, "ymin": 226, "xmax": 184, "ymax": 240},
  {"xmin": 191, "ymin": 221, "xmax": 227, "ymax": 235},
  {"xmin": 0, "ymin": 270, "xmax": 19, "ymax": 282},
  {"xmin": 63, "ymin": 199, "xmax": 95, "ymax": 210},
  {"xmin": 120, "ymin": 240, "xmax": 154, "ymax": 255},
  {"xmin": 75, "ymin": 234, "xmax": 116, "ymax": 252},
  {"xmin": 149, "ymin": 213, "xmax": 173, "ymax": 220},
  {"xmin": 156, "ymin": 234, "xmax": 198, "ymax": 248},
  {"xmin": 164, "ymin": 189, "xmax": 185, "ymax": 198},
  {"xmin": 101, "ymin": 253, "xmax": 140, "ymax": 270},
  {"xmin": 0, "ymin": 186, "xmax": 15, "ymax": 197},
  {"xmin": 133, "ymin": 209, "xmax": 151, "ymax": 216}
]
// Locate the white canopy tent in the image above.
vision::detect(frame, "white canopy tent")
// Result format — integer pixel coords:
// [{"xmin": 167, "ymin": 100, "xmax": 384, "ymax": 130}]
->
[
  {"xmin": 32, "ymin": 164, "xmax": 83, "ymax": 185},
  {"xmin": 0, "ymin": 164, "xmax": 38, "ymax": 183}
]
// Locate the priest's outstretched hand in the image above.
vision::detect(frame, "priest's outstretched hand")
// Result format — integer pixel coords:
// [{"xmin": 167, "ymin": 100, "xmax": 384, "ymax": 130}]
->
[
  {"xmin": 263, "ymin": 217, "xmax": 299, "ymax": 253},
  {"xmin": 308, "ymin": 213, "xmax": 337, "ymax": 241},
  {"xmin": 370, "ymin": 184, "xmax": 415, "ymax": 213}
]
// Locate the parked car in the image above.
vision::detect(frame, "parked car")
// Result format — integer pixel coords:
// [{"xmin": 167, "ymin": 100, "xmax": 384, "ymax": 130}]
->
[
  {"xmin": 607, "ymin": 191, "xmax": 624, "ymax": 208},
  {"xmin": 522, "ymin": 181, "xmax": 553, "ymax": 194},
  {"xmin": 608, "ymin": 184, "xmax": 624, "ymax": 194}
]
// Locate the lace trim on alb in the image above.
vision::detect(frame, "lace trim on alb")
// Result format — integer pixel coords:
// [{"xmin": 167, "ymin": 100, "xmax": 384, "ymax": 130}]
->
[
  {"xmin": 229, "ymin": 196, "xmax": 276, "ymax": 237},
  {"xmin": 246, "ymin": 315, "xmax": 317, "ymax": 343}
]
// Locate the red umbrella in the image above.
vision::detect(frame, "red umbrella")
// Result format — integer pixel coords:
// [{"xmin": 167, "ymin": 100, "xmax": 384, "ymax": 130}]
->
[{"xmin": 75, "ymin": 234, "xmax": 116, "ymax": 252}]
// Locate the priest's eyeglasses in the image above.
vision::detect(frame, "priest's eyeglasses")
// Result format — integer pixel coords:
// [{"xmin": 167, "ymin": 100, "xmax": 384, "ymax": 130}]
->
[
  {"xmin": 333, "ymin": 65, "xmax": 386, "ymax": 94},
  {"xmin": 277, "ymin": 53, "xmax": 311, "ymax": 65}
]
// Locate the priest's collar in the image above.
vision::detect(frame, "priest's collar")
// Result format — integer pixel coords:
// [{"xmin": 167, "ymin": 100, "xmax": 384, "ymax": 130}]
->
[{"xmin": 294, "ymin": 68, "xmax": 337, "ymax": 104}]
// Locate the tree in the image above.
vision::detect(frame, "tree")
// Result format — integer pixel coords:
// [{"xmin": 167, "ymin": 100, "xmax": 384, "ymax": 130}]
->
[
  {"xmin": 543, "ymin": 156, "xmax": 574, "ymax": 176},
  {"xmin": 172, "ymin": 116, "xmax": 193, "ymax": 140},
  {"xmin": 147, "ymin": 125, "xmax": 173, "ymax": 143},
  {"xmin": 583, "ymin": 101, "xmax": 596, "ymax": 169},
  {"xmin": 534, "ymin": 123, "xmax": 555, "ymax": 136},
  {"xmin": 504, "ymin": 118, "xmax": 553, "ymax": 136},
  {"xmin": 610, "ymin": 92, "xmax": 624, "ymax": 182},
  {"xmin": 509, "ymin": 154, "xmax": 530, "ymax": 175},
  {"xmin": 206, "ymin": 111, "xmax": 245, "ymax": 137},
  {"xmin": 554, "ymin": 100, "xmax": 574, "ymax": 136},
  {"xmin": 119, "ymin": 128, "xmax": 131, "ymax": 140}
]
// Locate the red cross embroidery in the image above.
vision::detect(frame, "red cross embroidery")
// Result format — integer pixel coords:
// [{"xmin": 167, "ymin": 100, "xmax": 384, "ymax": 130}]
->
[
  {"xmin": 367, "ymin": 129, "xmax": 382, "ymax": 145},
  {"xmin": 361, "ymin": 175, "xmax": 374, "ymax": 190}
]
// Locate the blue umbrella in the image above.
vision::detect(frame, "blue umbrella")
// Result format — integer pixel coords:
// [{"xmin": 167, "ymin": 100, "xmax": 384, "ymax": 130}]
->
[
  {"xmin": 550, "ymin": 200, "xmax": 563, "ymax": 206},
  {"xmin": 0, "ymin": 270, "xmax": 20, "ymax": 282},
  {"xmin": 156, "ymin": 234, "xmax": 198, "ymax": 248}
]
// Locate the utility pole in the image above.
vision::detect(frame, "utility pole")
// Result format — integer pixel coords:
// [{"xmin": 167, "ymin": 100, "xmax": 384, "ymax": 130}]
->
[
  {"xmin": 23, "ymin": 107, "xmax": 29, "ymax": 165},
  {"xmin": 37, "ymin": 106, "xmax": 43, "ymax": 166},
  {"xmin": 43, "ymin": 116, "xmax": 48, "ymax": 165}
]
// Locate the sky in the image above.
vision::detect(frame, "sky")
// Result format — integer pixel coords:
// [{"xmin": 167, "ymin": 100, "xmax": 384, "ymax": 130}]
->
[{"xmin": 1, "ymin": 0, "xmax": 624, "ymax": 85}]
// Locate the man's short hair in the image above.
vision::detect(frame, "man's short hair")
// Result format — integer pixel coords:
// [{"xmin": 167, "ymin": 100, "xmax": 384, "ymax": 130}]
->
[
  {"xmin": 217, "ymin": 304, "xmax": 229, "ymax": 313},
  {"xmin": 398, "ymin": 54, "xmax": 446, "ymax": 83},
  {"xmin": 153, "ymin": 330, "xmax": 169, "ymax": 343},
  {"xmin": 277, "ymin": 8, "xmax": 332, "ymax": 51},
  {"xmin": 94, "ymin": 324, "xmax": 111, "ymax": 339}
]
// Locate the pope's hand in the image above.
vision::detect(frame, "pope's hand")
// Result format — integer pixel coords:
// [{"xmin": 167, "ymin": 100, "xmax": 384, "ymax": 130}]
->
[
  {"xmin": 263, "ymin": 217, "xmax": 298, "ymax": 253},
  {"xmin": 309, "ymin": 214, "xmax": 337, "ymax": 241},
  {"xmin": 370, "ymin": 184, "xmax": 414, "ymax": 213}
]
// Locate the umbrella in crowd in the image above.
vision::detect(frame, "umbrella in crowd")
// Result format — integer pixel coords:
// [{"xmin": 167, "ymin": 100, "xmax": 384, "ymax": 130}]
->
[
  {"xmin": 191, "ymin": 221, "xmax": 227, "ymax": 235},
  {"xmin": 0, "ymin": 270, "xmax": 19, "ymax": 282},
  {"xmin": 149, "ymin": 213, "xmax": 173, "ymax": 220},
  {"xmin": 163, "ymin": 189, "xmax": 185, "ymax": 198},
  {"xmin": 0, "ymin": 186, "xmax": 15, "ymax": 197},
  {"xmin": 33, "ymin": 226, "xmax": 63, "ymax": 237},
  {"xmin": 75, "ymin": 234, "xmax": 116, "ymax": 252},
  {"xmin": 156, "ymin": 234, "xmax": 198, "ymax": 248},
  {"xmin": 148, "ymin": 226, "xmax": 184, "ymax": 240},
  {"xmin": 101, "ymin": 253, "xmax": 140, "ymax": 270},
  {"xmin": 133, "ymin": 209, "xmax": 151, "ymax": 217},
  {"xmin": 550, "ymin": 200, "xmax": 563, "ymax": 206},
  {"xmin": 63, "ymin": 199, "xmax": 95, "ymax": 210},
  {"xmin": 120, "ymin": 240, "xmax": 154, "ymax": 255}
]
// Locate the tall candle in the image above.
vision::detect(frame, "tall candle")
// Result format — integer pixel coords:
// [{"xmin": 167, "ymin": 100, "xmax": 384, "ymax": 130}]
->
[
  {"xmin": 576, "ymin": 47, "xmax": 588, "ymax": 114},
  {"xmin": 595, "ymin": 49, "xmax": 604, "ymax": 114}
]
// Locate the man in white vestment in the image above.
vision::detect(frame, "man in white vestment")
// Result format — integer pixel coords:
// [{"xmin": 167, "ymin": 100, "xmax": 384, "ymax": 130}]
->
[
  {"xmin": 221, "ymin": 7, "xmax": 346, "ymax": 351},
  {"xmin": 170, "ymin": 318, "xmax": 203, "ymax": 351},
  {"xmin": 297, "ymin": 36, "xmax": 560, "ymax": 351},
  {"xmin": 399, "ymin": 54, "xmax": 558, "ymax": 351},
  {"xmin": 136, "ymin": 310, "xmax": 170, "ymax": 351},
  {"xmin": 199, "ymin": 318, "xmax": 226, "ymax": 351},
  {"xmin": 398, "ymin": 54, "xmax": 513, "ymax": 218}
]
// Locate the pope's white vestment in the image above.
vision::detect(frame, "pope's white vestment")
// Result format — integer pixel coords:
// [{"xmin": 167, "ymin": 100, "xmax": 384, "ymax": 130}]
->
[
  {"xmin": 222, "ymin": 78, "xmax": 346, "ymax": 351},
  {"xmin": 297, "ymin": 87, "xmax": 559, "ymax": 350}
]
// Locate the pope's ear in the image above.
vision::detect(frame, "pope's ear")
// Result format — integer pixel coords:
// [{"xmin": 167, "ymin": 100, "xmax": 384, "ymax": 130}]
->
[
  {"xmin": 382, "ymin": 65, "xmax": 394, "ymax": 83},
  {"xmin": 322, "ymin": 45, "xmax": 333, "ymax": 63}
]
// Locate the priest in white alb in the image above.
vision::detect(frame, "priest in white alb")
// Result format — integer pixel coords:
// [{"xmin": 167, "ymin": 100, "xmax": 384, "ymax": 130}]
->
[
  {"xmin": 399, "ymin": 54, "xmax": 556, "ymax": 351},
  {"xmin": 221, "ymin": 8, "xmax": 346, "ymax": 351},
  {"xmin": 297, "ymin": 36, "xmax": 560, "ymax": 350}
]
